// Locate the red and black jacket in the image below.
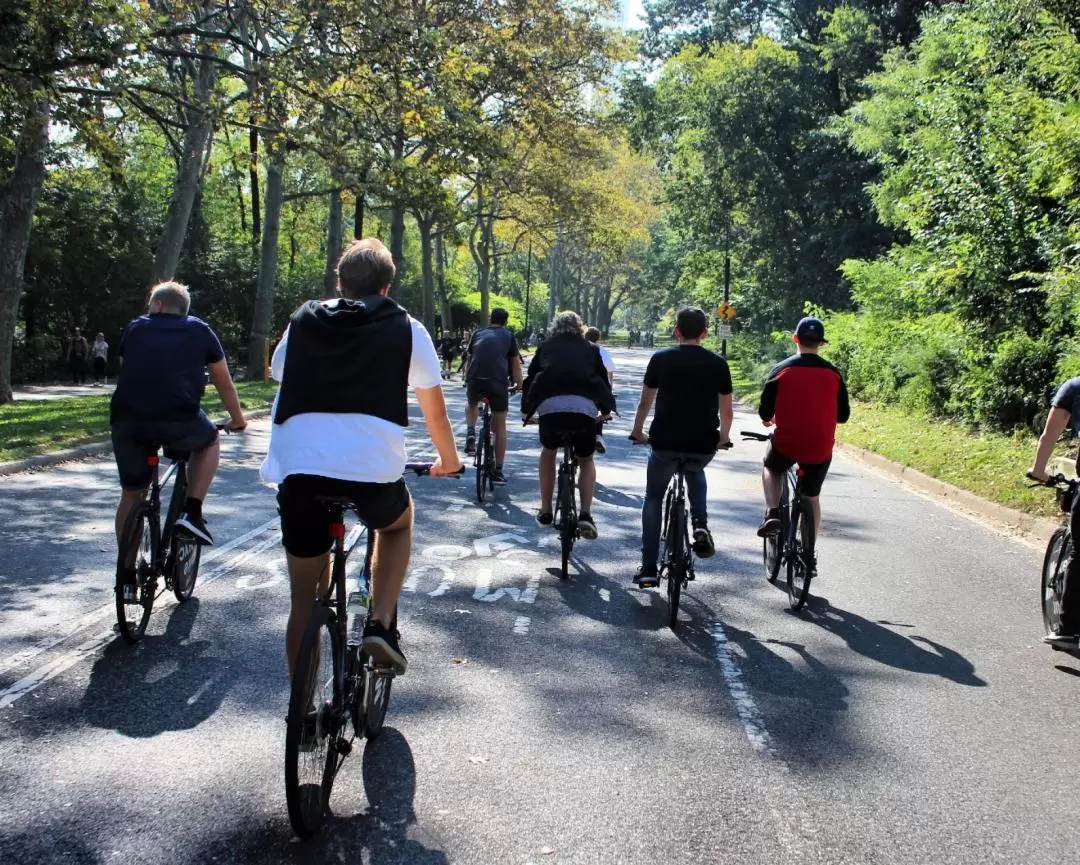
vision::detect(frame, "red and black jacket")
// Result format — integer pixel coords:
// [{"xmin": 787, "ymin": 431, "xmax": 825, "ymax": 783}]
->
[{"xmin": 758, "ymin": 353, "xmax": 850, "ymax": 464}]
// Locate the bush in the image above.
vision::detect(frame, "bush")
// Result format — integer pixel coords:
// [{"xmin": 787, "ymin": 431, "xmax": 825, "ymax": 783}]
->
[{"xmin": 958, "ymin": 334, "xmax": 1059, "ymax": 430}]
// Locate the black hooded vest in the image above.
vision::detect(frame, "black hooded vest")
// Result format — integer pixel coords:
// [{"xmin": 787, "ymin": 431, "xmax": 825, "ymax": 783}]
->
[{"xmin": 273, "ymin": 296, "xmax": 413, "ymax": 427}]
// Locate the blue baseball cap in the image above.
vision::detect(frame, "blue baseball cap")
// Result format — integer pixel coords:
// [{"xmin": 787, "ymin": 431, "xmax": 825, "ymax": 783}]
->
[{"xmin": 794, "ymin": 316, "xmax": 827, "ymax": 344}]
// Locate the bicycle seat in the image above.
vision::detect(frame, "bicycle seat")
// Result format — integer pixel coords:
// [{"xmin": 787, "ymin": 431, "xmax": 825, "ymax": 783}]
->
[
  {"xmin": 162, "ymin": 447, "xmax": 191, "ymax": 462},
  {"xmin": 313, "ymin": 495, "xmax": 358, "ymax": 508}
]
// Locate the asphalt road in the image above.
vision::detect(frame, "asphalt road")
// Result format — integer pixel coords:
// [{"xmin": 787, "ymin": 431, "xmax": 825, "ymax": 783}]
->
[{"xmin": 1, "ymin": 346, "xmax": 1077, "ymax": 865}]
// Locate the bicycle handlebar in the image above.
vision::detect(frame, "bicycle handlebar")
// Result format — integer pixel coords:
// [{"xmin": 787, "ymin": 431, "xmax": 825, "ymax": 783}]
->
[
  {"xmin": 1026, "ymin": 470, "xmax": 1071, "ymax": 488},
  {"xmin": 404, "ymin": 462, "xmax": 466, "ymax": 478},
  {"xmin": 628, "ymin": 435, "xmax": 733, "ymax": 450}
]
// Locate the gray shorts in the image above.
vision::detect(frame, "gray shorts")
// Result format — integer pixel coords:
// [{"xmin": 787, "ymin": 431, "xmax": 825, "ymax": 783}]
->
[{"xmin": 111, "ymin": 412, "xmax": 218, "ymax": 490}]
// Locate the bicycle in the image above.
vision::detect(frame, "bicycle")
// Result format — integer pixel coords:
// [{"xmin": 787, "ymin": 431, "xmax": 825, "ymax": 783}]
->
[
  {"xmin": 115, "ymin": 425, "xmax": 230, "ymax": 644},
  {"xmin": 741, "ymin": 431, "xmax": 816, "ymax": 610},
  {"xmin": 1027, "ymin": 471, "xmax": 1079, "ymax": 645},
  {"xmin": 475, "ymin": 396, "xmax": 496, "ymax": 503},
  {"xmin": 552, "ymin": 431, "xmax": 581, "ymax": 580},
  {"xmin": 284, "ymin": 462, "xmax": 463, "ymax": 839}
]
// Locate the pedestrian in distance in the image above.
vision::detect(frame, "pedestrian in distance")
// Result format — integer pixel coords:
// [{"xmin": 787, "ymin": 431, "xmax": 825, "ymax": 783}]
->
[
  {"xmin": 67, "ymin": 327, "xmax": 89, "ymax": 384},
  {"xmin": 92, "ymin": 332, "xmax": 109, "ymax": 385}
]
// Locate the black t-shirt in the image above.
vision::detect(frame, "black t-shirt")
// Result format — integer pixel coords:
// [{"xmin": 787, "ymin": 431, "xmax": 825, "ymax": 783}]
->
[{"xmin": 644, "ymin": 345, "xmax": 733, "ymax": 453}]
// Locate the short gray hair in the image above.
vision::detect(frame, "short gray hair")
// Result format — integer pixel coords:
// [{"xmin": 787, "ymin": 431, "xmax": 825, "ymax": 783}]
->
[
  {"xmin": 148, "ymin": 281, "xmax": 191, "ymax": 315},
  {"xmin": 551, "ymin": 310, "xmax": 583, "ymax": 337}
]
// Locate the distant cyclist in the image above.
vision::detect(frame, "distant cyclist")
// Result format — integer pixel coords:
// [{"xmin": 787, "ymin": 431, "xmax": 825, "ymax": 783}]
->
[
  {"xmin": 464, "ymin": 308, "xmax": 523, "ymax": 484},
  {"xmin": 438, "ymin": 331, "xmax": 460, "ymax": 379},
  {"xmin": 755, "ymin": 317, "xmax": 850, "ymax": 574},
  {"xmin": 629, "ymin": 307, "xmax": 732, "ymax": 588},
  {"xmin": 1028, "ymin": 375, "xmax": 1080, "ymax": 647},
  {"xmin": 110, "ymin": 282, "xmax": 247, "ymax": 598},
  {"xmin": 261, "ymin": 238, "xmax": 463, "ymax": 678},
  {"xmin": 585, "ymin": 327, "xmax": 615, "ymax": 454},
  {"xmin": 521, "ymin": 311, "xmax": 615, "ymax": 538}
]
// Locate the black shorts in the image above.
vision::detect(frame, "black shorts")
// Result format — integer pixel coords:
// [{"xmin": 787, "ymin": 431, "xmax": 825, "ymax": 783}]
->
[
  {"xmin": 539, "ymin": 413, "xmax": 597, "ymax": 458},
  {"xmin": 763, "ymin": 442, "xmax": 831, "ymax": 498},
  {"xmin": 277, "ymin": 474, "xmax": 411, "ymax": 558},
  {"xmin": 111, "ymin": 413, "xmax": 218, "ymax": 490},
  {"xmin": 467, "ymin": 380, "xmax": 509, "ymax": 413}
]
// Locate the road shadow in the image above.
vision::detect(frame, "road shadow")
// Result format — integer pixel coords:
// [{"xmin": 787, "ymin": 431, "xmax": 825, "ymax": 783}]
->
[
  {"xmin": 81, "ymin": 598, "xmax": 234, "ymax": 737},
  {"xmin": 801, "ymin": 595, "xmax": 986, "ymax": 687},
  {"xmin": 0, "ymin": 826, "xmax": 100, "ymax": 865}
]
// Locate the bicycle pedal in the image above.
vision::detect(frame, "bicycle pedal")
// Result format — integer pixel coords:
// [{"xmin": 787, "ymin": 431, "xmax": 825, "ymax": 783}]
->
[{"xmin": 336, "ymin": 738, "xmax": 353, "ymax": 755}]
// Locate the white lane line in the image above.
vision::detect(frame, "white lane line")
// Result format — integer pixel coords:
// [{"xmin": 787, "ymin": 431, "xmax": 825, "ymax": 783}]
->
[
  {"xmin": 0, "ymin": 528, "xmax": 281, "ymax": 710},
  {"xmin": 513, "ymin": 616, "xmax": 530, "ymax": 635},
  {"xmin": 598, "ymin": 588, "xmax": 610, "ymax": 603},
  {"xmin": 0, "ymin": 517, "xmax": 279, "ymax": 676},
  {"xmin": 711, "ymin": 621, "xmax": 775, "ymax": 756}
]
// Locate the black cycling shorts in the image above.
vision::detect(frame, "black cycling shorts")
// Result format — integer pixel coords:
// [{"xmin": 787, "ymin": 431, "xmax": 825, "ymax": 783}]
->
[
  {"xmin": 539, "ymin": 413, "xmax": 597, "ymax": 458},
  {"xmin": 111, "ymin": 412, "xmax": 218, "ymax": 490},
  {"xmin": 277, "ymin": 474, "xmax": 411, "ymax": 558},
  {"xmin": 467, "ymin": 380, "xmax": 509, "ymax": 413},
  {"xmin": 763, "ymin": 442, "xmax": 831, "ymax": 498}
]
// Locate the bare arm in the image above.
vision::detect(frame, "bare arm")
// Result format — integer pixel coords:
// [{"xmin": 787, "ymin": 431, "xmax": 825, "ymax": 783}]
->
[
  {"xmin": 208, "ymin": 359, "xmax": 247, "ymax": 429},
  {"xmin": 415, "ymin": 384, "xmax": 463, "ymax": 476},
  {"xmin": 1030, "ymin": 407, "xmax": 1071, "ymax": 481},
  {"xmin": 719, "ymin": 393, "xmax": 733, "ymax": 445},
  {"xmin": 269, "ymin": 327, "xmax": 289, "ymax": 382},
  {"xmin": 510, "ymin": 354, "xmax": 523, "ymax": 390},
  {"xmin": 631, "ymin": 385, "xmax": 658, "ymax": 441}
]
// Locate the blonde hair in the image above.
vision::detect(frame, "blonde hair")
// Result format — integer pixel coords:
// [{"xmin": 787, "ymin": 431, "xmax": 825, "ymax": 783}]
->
[
  {"xmin": 551, "ymin": 310, "xmax": 584, "ymax": 336},
  {"xmin": 148, "ymin": 281, "xmax": 191, "ymax": 315}
]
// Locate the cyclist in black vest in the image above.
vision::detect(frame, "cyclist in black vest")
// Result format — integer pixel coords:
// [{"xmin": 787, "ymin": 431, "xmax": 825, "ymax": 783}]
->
[
  {"xmin": 521, "ymin": 311, "xmax": 615, "ymax": 538},
  {"xmin": 262, "ymin": 238, "xmax": 463, "ymax": 678}
]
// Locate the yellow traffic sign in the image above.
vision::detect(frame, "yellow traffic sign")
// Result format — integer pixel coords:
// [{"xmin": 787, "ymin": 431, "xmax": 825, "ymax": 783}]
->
[{"xmin": 716, "ymin": 302, "xmax": 736, "ymax": 321}]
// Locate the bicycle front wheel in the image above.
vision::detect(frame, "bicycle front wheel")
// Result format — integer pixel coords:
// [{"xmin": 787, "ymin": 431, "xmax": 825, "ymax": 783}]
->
[
  {"xmin": 787, "ymin": 501, "xmax": 815, "ymax": 610},
  {"xmin": 1041, "ymin": 528, "xmax": 1071, "ymax": 635},
  {"xmin": 285, "ymin": 605, "xmax": 341, "ymax": 839},
  {"xmin": 171, "ymin": 533, "xmax": 201, "ymax": 603},
  {"xmin": 475, "ymin": 433, "xmax": 487, "ymax": 503},
  {"xmin": 116, "ymin": 503, "xmax": 157, "ymax": 644},
  {"xmin": 558, "ymin": 470, "xmax": 575, "ymax": 580}
]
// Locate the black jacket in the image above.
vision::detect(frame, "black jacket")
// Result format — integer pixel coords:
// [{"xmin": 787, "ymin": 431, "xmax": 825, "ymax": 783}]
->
[
  {"xmin": 520, "ymin": 332, "xmax": 615, "ymax": 420},
  {"xmin": 274, "ymin": 295, "xmax": 412, "ymax": 427}
]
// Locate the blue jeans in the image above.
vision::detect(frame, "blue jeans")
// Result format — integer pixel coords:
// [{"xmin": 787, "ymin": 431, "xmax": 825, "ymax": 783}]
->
[{"xmin": 641, "ymin": 450, "xmax": 713, "ymax": 567}]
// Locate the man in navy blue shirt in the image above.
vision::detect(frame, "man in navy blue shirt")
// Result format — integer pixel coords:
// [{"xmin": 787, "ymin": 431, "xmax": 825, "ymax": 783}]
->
[
  {"xmin": 1029, "ymin": 375, "xmax": 1080, "ymax": 646},
  {"xmin": 111, "ymin": 282, "xmax": 246, "ymax": 598}
]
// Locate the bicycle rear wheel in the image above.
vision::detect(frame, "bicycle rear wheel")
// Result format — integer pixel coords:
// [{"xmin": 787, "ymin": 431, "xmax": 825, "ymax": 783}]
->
[
  {"xmin": 285, "ymin": 605, "xmax": 341, "ymax": 839},
  {"xmin": 170, "ymin": 533, "xmax": 201, "ymax": 603},
  {"xmin": 116, "ymin": 503, "xmax": 157, "ymax": 644},
  {"xmin": 1041, "ymin": 528, "xmax": 1071, "ymax": 635},
  {"xmin": 666, "ymin": 505, "xmax": 686, "ymax": 629},
  {"xmin": 475, "ymin": 425, "xmax": 488, "ymax": 503},
  {"xmin": 787, "ymin": 500, "xmax": 815, "ymax": 610},
  {"xmin": 558, "ymin": 467, "xmax": 575, "ymax": 580}
]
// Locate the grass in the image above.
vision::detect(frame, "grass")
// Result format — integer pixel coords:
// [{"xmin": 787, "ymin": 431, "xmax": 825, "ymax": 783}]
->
[
  {"xmin": 727, "ymin": 360, "xmax": 1075, "ymax": 519},
  {"xmin": 0, "ymin": 381, "xmax": 279, "ymax": 463}
]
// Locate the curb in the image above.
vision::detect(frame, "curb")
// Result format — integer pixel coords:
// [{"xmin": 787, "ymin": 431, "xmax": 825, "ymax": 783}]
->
[
  {"xmin": 0, "ymin": 409, "xmax": 273, "ymax": 479},
  {"xmin": 834, "ymin": 440, "xmax": 1061, "ymax": 545}
]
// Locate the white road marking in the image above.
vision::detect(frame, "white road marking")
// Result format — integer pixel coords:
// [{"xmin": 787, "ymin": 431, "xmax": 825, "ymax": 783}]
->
[
  {"xmin": 473, "ymin": 532, "xmax": 529, "ymax": 557},
  {"xmin": 0, "ymin": 517, "xmax": 280, "ymax": 676},
  {"xmin": 599, "ymin": 588, "xmax": 610, "ymax": 602},
  {"xmin": 513, "ymin": 616, "xmax": 531, "ymax": 635},
  {"xmin": 421, "ymin": 544, "xmax": 473, "ymax": 561},
  {"xmin": 711, "ymin": 621, "xmax": 774, "ymax": 756},
  {"xmin": 0, "ymin": 528, "xmax": 281, "ymax": 710}
]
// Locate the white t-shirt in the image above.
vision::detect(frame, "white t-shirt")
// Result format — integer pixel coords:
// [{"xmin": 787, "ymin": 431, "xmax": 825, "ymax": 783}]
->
[
  {"xmin": 597, "ymin": 344, "xmax": 614, "ymax": 374},
  {"xmin": 260, "ymin": 308, "xmax": 443, "ymax": 484}
]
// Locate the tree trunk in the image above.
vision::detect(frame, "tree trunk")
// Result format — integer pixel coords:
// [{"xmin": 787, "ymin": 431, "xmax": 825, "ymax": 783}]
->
[
  {"xmin": 547, "ymin": 224, "xmax": 563, "ymax": 325},
  {"xmin": 417, "ymin": 215, "xmax": 436, "ymax": 335},
  {"xmin": 436, "ymin": 229, "xmax": 452, "ymax": 333},
  {"xmin": 245, "ymin": 135, "xmax": 285, "ymax": 380},
  {"xmin": 354, "ymin": 187, "xmax": 364, "ymax": 239},
  {"xmin": 0, "ymin": 100, "xmax": 50, "ymax": 404},
  {"xmin": 151, "ymin": 51, "xmax": 216, "ymax": 283},
  {"xmin": 389, "ymin": 203, "xmax": 406, "ymax": 291},
  {"xmin": 468, "ymin": 186, "xmax": 492, "ymax": 326},
  {"xmin": 324, "ymin": 186, "xmax": 343, "ymax": 297},
  {"xmin": 249, "ymin": 123, "xmax": 261, "ymax": 250}
]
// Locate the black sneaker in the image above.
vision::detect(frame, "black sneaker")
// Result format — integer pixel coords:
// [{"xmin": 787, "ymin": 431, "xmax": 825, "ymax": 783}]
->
[
  {"xmin": 464, "ymin": 436, "xmax": 476, "ymax": 456},
  {"xmin": 595, "ymin": 435, "xmax": 607, "ymax": 455},
  {"xmin": 1043, "ymin": 628, "xmax": 1080, "ymax": 649},
  {"xmin": 633, "ymin": 564, "xmax": 659, "ymax": 589},
  {"xmin": 176, "ymin": 512, "xmax": 214, "ymax": 546},
  {"xmin": 578, "ymin": 512, "xmax": 598, "ymax": 540},
  {"xmin": 535, "ymin": 510, "xmax": 554, "ymax": 527},
  {"xmin": 492, "ymin": 467, "xmax": 507, "ymax": 485},
  {"xmin": 692, "ymin": 526, "xmax": 715, "ymax": 558},
  {"xmin": 363, "ymin": 619, "xmax": 407, "ymax": 674},
  {"xmin": 756, "ymin": 509, "xmax": 781, "ymax": 538}
]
